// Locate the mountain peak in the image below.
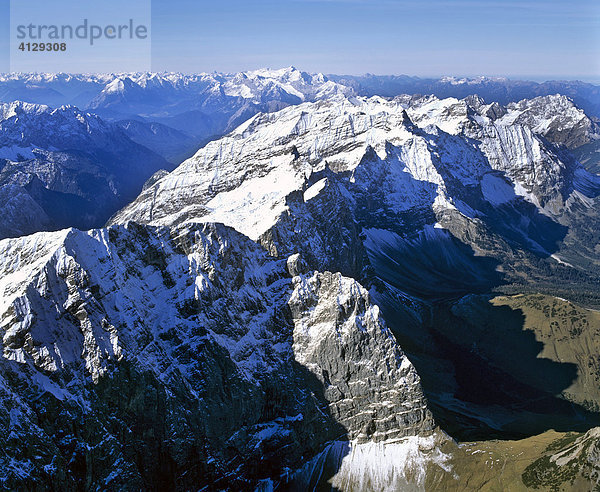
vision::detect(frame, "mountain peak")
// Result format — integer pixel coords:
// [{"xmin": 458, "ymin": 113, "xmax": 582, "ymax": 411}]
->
[{"xmin": 0, "ymin": 101, "xmax": 50, "ymax": 121}]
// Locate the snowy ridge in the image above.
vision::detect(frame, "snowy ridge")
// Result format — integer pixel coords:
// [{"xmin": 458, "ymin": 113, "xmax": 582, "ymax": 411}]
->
[
  {"xmin": 0, "ymin": 100, "xmax": 50, "ymax": 121},
  {"xmin": 84, "ymin": 67, "xmax": 353, "ymax": 120},
  {"xmin": 113, "ymin": 93, "xmax": 599, "ymax": 242},
  {"xmin": 473, "ymin": 94, "xmax": 600, "ymax": 149}
]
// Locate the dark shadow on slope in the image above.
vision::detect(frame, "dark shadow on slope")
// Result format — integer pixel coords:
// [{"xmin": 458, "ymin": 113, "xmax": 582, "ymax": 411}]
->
[
  {"xmin": 573, "ymin": 139, "xmax": 600, "ymax": 174},
  {"xmin": 364, "ymin": 226, "xmax": 503, "ymax": 301},
  {"xmin": 275, "ymin": 362, "xmax": 350, "ymax": 492},
  {"xmin": 24, "ymin": 341, "xmax": 351, "ymax": 491},
  {"xmin": 372, "ymin": 284, "xmax": 600, "ymax": 441},
  {"xmin": 428, "ymin": 299, "xmax": 600, "ymax": 440},
  {"xmin": 24, "ymin": 175, "xmax": 112, "ymax": 230},
  {"xmin": 349, "ymin": 133, "xmax": 600, "ymax": 439},
  {"xmin": 481, "ymin": 200, "xmax": 568, "ymax": 257},
  {"xmin": 365, "ymin": 226, "xmax": 600, "ymax": 440}
]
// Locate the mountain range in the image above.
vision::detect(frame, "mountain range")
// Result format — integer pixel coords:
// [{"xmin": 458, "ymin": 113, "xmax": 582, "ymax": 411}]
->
[
  {"xmin": 2, "ymin": 68, "xmax": 599, "ymax": 170},
  {"xmin": 1, "ymin": 68, "xmax": 600, "ymax": 490}
]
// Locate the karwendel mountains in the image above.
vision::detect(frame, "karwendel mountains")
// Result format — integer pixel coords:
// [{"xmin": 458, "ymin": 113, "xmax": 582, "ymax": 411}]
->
[{"xmin": 1, "ymin": 68, "xmax": 600, "ymax": 490}]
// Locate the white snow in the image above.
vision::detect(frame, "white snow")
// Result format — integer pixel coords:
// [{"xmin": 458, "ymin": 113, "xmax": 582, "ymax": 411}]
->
[
  {"xmin": 303, "ymin": 177, "xmax": 328, "ymax": 202},
  {"xmin": 330, "ymin": 435, "xmax": 452, "ymax": 491},
  {"xmin": 291, "ymin": 434, "xmax": 452, "ymax": 491},
  {"xmin": 550, "ymin": 254, "xmax": 574, "ymax": 267}
]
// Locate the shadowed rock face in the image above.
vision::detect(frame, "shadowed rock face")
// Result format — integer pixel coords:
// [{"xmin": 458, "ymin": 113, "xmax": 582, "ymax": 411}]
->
[
  {"xmin": 0, "ymin": 221, "xmax": 433, "ymax": 489},
  {"xmin": 0, "ymin": 102, "xmax": 170, "ymax": 239}
]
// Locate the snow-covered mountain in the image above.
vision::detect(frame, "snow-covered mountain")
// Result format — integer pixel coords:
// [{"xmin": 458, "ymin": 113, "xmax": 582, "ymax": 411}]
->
[
  {"xmin": 5, "ymin": 70, "xmax": 600, "ymax": 119},
  {"xmin": 329, "ymin": 74, "xmax": 600, "ymax": 119},
  {"xmin": 0, "ymin": 101, "xmax": 169, "ymax": 239},
  {"xmin": 89, "ymin": 68, "xmax": 354, "ymax": 145},
  {"xmin": 113, "ymin": 92, "xmax": 598, "ymax": 253},
  {"xmin": 3, "ymin": 78, "xmax": 600, "ymax": 489},
  {"xmin": 0, "ymin": 69, "xmax": 357, "ymax": 239},
  {"xmin": 112, "ymin": 92, "xmax": 600, "ymax": 435},
  {"xmin": 492, "ymin": 94, "xmax": 600, "ymax": 148},
  {"xmin": 0, "ymin": 69, "xmax": 359, "ymax": 178},
  {"xmin": 0, "ymin": 68, "xmax": 352, "ymax": 109},
  {"xmin": 0, "ymin": 68, "xmax": 353, "ymax": 139},
  {"xmin": 0, "ymin": 73, "xmax": 111, "ymax": 108}
]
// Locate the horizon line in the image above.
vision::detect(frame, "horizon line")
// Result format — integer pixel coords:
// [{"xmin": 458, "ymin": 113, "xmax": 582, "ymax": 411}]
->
[{"xmin": 0, "ymin": 68, "xmax": 599, "ymax": 85}]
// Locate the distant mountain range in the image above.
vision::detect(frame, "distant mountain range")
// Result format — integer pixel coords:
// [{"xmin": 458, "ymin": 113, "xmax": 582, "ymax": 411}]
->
[
  {"xmin": 0, "ymin": 68, "xmax": 352, "ymax": 138},
  {"xmin": 2, "ymin": 68, "xmax": 598, "ymax": 172},
  {"xmin": 3, "ymin": 69, "xmax": 598, "ymax": 110},
  {"xmin": 3, "ymin": 69, "xmax": 599, "ymax": 118}
]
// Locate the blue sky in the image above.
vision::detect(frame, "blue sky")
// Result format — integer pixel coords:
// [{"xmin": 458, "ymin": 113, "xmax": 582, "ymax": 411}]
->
[
  {"xmin": 0, "ymin": 0, "xmax": 8, "ymax": 72},
  {"xmin": 151, "ymin": 0, "xmax": 600, "ymax": 80},
  {"xmin": 1, "ymin": 0, "xmax": 599, "ymax": 80}
]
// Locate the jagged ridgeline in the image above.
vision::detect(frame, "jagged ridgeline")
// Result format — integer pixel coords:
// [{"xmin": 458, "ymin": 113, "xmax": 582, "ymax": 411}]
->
[
  {"xmin": 2, "ymin": 81, "xmax": 600, "ymax": 489},
  {"xmin": 0, "ymin": 222, "xmax": 438, "ymax": 489}
]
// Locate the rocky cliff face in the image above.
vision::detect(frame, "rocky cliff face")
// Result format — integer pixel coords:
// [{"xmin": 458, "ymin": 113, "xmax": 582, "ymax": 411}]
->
[
  {"xmin": 0, "ymin": 221, "xmax": 434, "ymax": 489},
  {"xmin": 468, "ymin": 93, "xmax": 600, "ymax": 173}
]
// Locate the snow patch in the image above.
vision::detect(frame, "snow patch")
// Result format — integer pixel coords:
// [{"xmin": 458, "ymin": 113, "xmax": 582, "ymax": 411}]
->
[{"xmin": 303, "ymin": 177, "xmax": 327, "ymax": 202}]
